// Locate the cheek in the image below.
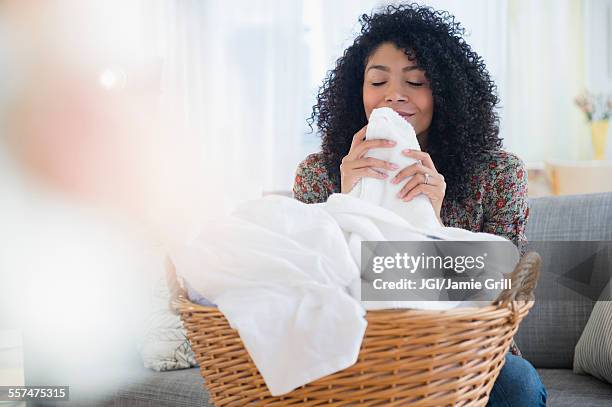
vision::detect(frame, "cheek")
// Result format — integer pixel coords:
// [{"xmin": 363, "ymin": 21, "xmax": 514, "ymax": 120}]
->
[
  {"xmin": 418, "ymin": 91, "xmax": 434, "ymax": 119},
  {"xmin": 362, "ymin": 86, "xmax": 382, "ymax": 119}
]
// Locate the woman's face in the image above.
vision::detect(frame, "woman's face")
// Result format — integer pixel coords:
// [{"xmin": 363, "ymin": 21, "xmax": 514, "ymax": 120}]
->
[{"xmin": 363, "ymin": 42, "xmax": 434, "ymax": 137}]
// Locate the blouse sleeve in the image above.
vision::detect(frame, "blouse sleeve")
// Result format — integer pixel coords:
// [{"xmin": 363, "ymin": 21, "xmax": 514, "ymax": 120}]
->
[
  {"xmin": 292, "ymin": 153, "xmax": 337, "ymax": 204},
  {"xmin": 482, "ymin": 152, "xmax": 530, "ymax": 255}
]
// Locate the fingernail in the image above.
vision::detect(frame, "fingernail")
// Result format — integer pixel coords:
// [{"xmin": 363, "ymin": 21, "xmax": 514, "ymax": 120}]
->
[
  {"xmin": 390, "ymin": 164, "xmax": 399, "ymax": 170},
  {"xmin": 391, "ymin": 178, "xmax": 398, "ymax": 184},
  {"xmin": 387, "ymin": 140, "xmax": 396, "ymax": 145},
  {"xmin": 396, "ymin": 192, "xmax": 403, "ymax": 198},
  {"xmin": 403, "ymin": 149, "xmax": 411, "ymax": 153}
]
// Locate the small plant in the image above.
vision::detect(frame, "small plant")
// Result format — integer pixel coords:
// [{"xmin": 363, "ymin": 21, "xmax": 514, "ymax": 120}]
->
[{"xmin": 574, "ymin": 91, "xmax": 612, "ymax": 122}]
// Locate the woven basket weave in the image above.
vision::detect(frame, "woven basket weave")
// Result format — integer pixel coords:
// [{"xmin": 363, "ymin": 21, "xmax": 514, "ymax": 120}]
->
[{"xmin": 171, "ymin": 252, "xmax": 540, "ymax": 406}]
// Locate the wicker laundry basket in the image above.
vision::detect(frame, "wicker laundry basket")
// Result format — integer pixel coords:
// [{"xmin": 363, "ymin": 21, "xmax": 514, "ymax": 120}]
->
[{"xmin": 170, "ymin": 252, "xmax": 541, "ymax": 407}]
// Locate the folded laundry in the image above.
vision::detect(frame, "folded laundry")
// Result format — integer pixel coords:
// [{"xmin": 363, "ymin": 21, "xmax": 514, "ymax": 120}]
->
[{"xmin": 170, "ymin": 107, "xmax": 518, "ymax": 395}]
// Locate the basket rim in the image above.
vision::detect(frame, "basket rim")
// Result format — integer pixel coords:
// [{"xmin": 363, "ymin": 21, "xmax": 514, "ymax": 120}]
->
[
  {"xmin": 173, "ymin": 294, "xmax": 533, "ymax": 317},
  {"xmin": 169, "ymin": 252, "xmax": 541, "ymax": 318}
]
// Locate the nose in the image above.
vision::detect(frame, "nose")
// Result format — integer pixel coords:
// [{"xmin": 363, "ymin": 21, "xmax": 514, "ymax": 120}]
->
[{"xmin": 384, "ymin": 80, "xmax": 407, "ymax": 103}]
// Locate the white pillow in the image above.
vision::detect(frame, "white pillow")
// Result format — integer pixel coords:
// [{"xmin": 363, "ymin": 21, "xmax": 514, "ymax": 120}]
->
[{"xmin": 138, "ymin": 274, "xmax": 197, "ymax": 371}]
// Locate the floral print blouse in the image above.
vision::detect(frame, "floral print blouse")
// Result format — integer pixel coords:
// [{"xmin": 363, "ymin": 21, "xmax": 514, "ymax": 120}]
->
[{"xmin": 292, "ymin": 150, "xmax": 529, "ymax": 357}]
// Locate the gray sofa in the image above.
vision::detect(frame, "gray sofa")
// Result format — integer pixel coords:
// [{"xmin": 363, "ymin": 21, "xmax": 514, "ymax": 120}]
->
[
  {"xmin": 35, "ymin": 192, "xmax": 612, "ymax": 406},
  {"xmin": 516, "ymin": 192, "xmax": 612, "ymax": 406}
]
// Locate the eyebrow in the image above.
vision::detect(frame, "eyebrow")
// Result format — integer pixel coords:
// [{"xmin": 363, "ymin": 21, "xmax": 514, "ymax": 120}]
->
[{"xmin": 365, "ymin": 64, "xmax": 421, "ymax": 73}]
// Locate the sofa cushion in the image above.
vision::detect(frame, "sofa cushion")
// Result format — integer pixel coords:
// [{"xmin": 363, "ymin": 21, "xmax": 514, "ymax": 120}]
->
[
  {"xmin": 525, "ymin": 192, "xmax": 612, "ymax": 241},
  {"xmin": 107, "ymin": 367, "xmax": 213, "ymax": 407},
  {"xmin": 38, "ymin": 367, "xmax": 612, "ymax": 406},
  {"xmin": 33, "ymin": 367, "xmax": 213, "ymax": 407},
  {"xmin": 518, "ymin": 192, "xmax": 612, "ymax": 368},
  {"xmin": 537, "ymin": 368, "xmax": 612, "ymax": 407},
  {"xmin": 516, "ymin": 299, "xmax": 595, "ymax": 368}
]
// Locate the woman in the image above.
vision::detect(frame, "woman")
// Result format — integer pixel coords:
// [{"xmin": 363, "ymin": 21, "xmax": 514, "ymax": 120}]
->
[{"xmin": 293, "ymin": 4, "xmax": 546, "ymax": 406}]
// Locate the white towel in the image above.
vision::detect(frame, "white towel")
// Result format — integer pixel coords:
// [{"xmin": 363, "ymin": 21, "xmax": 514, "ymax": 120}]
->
[
  {"xmin": 350, "ymin": 107, "xmax": 440, "ymax": 232},
  {"xmin": 171, "ymin": 108, "xmax": 518, "ymax": 395}
]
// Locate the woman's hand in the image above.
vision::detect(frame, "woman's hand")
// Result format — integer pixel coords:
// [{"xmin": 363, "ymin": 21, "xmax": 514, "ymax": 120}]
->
[
  {"xmin": 392, "ymin": 149, "xmax": 446, "ymax": 223},
  {"xmin": 340, "ymin": 125, "xmax": 399, "ymax": 193}
]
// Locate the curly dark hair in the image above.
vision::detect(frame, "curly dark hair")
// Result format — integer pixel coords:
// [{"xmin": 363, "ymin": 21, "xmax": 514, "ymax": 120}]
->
[{"xmin": 309, "ymin": 3, "xmax": 503, "ymax": 203}]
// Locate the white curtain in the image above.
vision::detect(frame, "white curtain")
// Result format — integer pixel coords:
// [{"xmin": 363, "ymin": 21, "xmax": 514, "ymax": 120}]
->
[
  {"xmin": 151, "ymin": 0, "xmax": 311, "ymax": 203},
  {"xmin": 150, "ymin": 0, "xmax": 589, "ymax": 199},
  {"xmin": 505, "ymin": 0, "xmax": 589, "ymax": 162}
]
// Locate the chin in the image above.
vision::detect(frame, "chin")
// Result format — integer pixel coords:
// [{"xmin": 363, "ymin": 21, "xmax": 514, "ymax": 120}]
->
[{"xmin": 401, "ymin": 116, "xmax": 418, "ymax": 130}]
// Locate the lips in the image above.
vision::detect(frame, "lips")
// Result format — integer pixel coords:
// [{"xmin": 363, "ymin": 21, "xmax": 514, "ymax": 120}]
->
[{"xmin": 394, "ymin": 110, "xmax": 416, "ymax": 122}]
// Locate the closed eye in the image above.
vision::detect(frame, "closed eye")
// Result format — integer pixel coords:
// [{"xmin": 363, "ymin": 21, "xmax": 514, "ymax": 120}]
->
[
  {"xmin": 371, "ymin": 82, "xmax": 386, "ymax": 87},
  {"xmin": 407, "ymin": 81, "xmax": 424, "ymax": 87}
]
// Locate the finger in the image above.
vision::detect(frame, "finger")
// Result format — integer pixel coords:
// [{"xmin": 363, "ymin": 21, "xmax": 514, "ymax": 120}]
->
[
  {"xmin": 341, "ymin": 157, "xmax": 395, "ymax": 174},
  {"xmin": 397, "ymin": 176, "xmax": 419, "ymax": 198},
  {"xmin": 355, "ymin": 138, "xmax": 396, "ymax": 158},
  {"xmin": 420, "ymin": 172, "xmax": 443, "ymax": 187},
  {"xmin": 402, "ymin": 149, "xmax": 438, "ymax": 172},
  {"xmin": 352, "ymin": 157, "xmax": 399, "ymax": 171},
  {"xmin": 345, "ymin": 127, "xmax": 372, "ymax": 162},
  {"xmin": 350, "ymin": 126, "xmax": 368, "ymax": 148},
  {"xmin": 391, "ymin": 162, "xmax": 430, "ymax": 184},
  {"xmin": 403, "ymin": 184, "xmax": 443, "ymax": 202},
  {"xmin": 396, "ymin": 173, "xmax": 440, "ymax": 198},
  {"xmin": 354, "ymin": 168, "xmax": 388, "ymax": 180}
]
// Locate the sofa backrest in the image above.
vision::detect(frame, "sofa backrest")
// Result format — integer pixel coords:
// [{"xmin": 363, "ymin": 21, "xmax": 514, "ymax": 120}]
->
[{"xmin": 517, "ymin": 192, "xmax": 612, "ymax": 368}]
